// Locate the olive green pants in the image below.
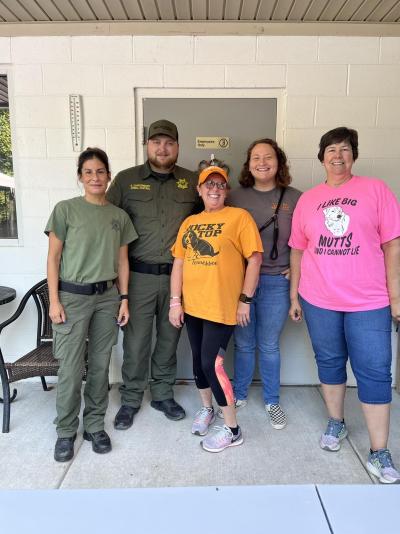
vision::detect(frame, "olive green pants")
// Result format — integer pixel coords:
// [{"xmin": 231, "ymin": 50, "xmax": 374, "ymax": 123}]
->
[
  {"xmin": 52, "ymin": 287, "xmax": 119, "ymax": 437},
  {"xmin": 119, "ymin": 272, "xmax": 181, "ymax": 407}
]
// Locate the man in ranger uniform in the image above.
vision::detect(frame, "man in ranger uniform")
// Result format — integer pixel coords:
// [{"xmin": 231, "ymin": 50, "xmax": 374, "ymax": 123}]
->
[{"xmin": 107, "ymin": 119, "xmax": 198, "ymax": 429}]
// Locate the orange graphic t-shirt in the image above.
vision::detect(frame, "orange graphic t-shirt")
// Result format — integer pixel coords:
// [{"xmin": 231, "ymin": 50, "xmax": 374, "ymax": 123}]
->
[{"xmin": 172, "ymin": 206, "xmax": 263, "ymax": 325}]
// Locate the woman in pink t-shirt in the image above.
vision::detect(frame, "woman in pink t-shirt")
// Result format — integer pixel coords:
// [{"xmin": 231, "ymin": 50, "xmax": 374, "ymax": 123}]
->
[{"xmin": 289, "ymin": 127, "xmax": 400, "ymax": 484}]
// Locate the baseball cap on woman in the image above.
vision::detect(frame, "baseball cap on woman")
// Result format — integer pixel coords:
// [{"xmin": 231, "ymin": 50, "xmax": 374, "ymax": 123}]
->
[{"xmin": 198, "ymin": 166, "xmax": 229, "ymax": 186}]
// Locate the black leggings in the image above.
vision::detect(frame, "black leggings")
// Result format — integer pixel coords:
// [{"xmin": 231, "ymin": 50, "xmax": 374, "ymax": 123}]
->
[{"xmin": 185, "ymin": 314, "xmax": 234, "ymax": 407}]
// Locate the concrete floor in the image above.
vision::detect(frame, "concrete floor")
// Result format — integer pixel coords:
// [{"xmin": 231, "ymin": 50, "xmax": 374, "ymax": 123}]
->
[
  {"xmin": 1, "ymin": 382, "xmax": 400, "ymax": 489},
  {"xmin": 1, "ymin": 382, "xmax": 400, "ymax": 534}
]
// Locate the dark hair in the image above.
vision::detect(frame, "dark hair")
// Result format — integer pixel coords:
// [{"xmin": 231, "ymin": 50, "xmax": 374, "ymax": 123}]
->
[
  {"xmin": 198, "ymin": 157, "xmax": 230, "ymax": 176},
  {"xmin": 77, "ymin": 147, "xmax": 110, "ymax": 176},
  {"xmin": 318, "ymin": 127, "xmax": 358, "ymax": 162},
  {"xmin": 239, "ymin": 138, "xmax": 291, "ymax": 188}
]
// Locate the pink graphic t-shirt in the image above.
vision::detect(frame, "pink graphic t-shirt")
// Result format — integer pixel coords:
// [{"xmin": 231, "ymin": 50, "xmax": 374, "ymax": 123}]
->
[{"xmin": 289, "ymin": 176, "xmax": 400, "ymax": 311}]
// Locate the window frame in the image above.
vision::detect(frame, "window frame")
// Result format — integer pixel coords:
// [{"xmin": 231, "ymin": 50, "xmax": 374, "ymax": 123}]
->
[{"xmin": 0, "ymin": 67, "xmax": 21, "ymax": 246}]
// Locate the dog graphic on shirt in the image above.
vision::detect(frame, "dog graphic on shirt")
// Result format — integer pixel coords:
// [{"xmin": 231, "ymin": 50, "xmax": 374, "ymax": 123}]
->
[
  {"xmin": 323, "ymin": 206, "xmax": 350, "ymax": 237},
  {"xmin": 182, "ymin": 229, "xmax": 219, "ymax": 259}
]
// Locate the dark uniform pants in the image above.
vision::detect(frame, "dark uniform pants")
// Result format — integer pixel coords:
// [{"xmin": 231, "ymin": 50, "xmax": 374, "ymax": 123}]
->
[
  {"xmin": 120, "ymin": 271, "xmax": 181, "ymax": 406},
  {"xmin": 52, "ymin": 287, "xmax": 119, "ymax": 437}
]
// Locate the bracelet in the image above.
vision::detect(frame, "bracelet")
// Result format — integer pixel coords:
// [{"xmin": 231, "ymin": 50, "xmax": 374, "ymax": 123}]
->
[
  {"xmin": 169, "ymin": 302, "xmax": 182, "ymax": 308},
  {"xmin": 170, "ymin": 296, "xmax": 181, "ymax": 300},
  {"xmin": 120, "ymin": 294, "xmax": 129, "ymax": 301}
]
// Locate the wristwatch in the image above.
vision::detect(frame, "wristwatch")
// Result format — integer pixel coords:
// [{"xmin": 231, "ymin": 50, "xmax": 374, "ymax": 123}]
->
[{"xmin": 239, "ymin": 293, "xmax": 253, "ymax": 304}]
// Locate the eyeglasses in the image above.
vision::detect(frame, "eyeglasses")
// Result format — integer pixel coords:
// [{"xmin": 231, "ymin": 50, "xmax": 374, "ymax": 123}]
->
[
  {"xmin": 82, "ymin": 169, "xmax": 108, "ymax": 177},
  {"xmin": 203, "ymin": 180, "xmax": 227, "ymax": 190}
]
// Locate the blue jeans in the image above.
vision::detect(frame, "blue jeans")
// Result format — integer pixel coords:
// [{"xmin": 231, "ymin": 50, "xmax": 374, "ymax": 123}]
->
[
  {"xmin": 300, "ymin": 297, "xmax": 392, "ymax": 404},
  {"xmin": 233, "ymin": 274, "xmax": 290, "ymax": 405}
]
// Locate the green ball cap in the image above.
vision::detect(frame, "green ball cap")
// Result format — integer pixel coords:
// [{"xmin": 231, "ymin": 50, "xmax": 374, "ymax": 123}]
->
[{"xmin": 148, "ymin": 119, "xmax": 178, "ymax": 142}]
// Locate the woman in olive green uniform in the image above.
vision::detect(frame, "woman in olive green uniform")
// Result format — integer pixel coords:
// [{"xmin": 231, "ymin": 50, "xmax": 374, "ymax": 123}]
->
[{"xmin": 46, "ymin": 147, "xmax": 137, "ymax": 462}]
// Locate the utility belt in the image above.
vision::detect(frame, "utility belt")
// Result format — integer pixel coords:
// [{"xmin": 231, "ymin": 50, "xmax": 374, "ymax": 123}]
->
[
  {"xmin": 59, "ymin": 279, "xmax": 116, "ymax": 295},
  {"xmin": 129, "ymin": 259, "xmax": 173, "ymax": 276}
]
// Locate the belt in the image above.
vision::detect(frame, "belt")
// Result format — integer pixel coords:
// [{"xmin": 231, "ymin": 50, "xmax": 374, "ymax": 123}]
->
[
  {"xmin": 59, "ymin": 279, "xmax": 116, "ymax": 295},
  {"xmin": 129, "ymin": 260, "xmax": 173, "ymax": 276}
]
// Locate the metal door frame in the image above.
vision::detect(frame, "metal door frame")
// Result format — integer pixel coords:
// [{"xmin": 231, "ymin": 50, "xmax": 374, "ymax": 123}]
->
[{"xmin": 133, "ymin": 88, "xmax": 286, "ymax": 166}]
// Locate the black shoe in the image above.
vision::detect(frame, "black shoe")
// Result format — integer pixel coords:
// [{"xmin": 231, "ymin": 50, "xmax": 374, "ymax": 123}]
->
[
  {"xmin": 114, "ymin": 404, "xmax": 139, "ymax": 430},
  {"xmin": 150, "ymin": 399, "xmax": 186, "ymax": 421},
  {"xmin": 54, "ymin": 434, "xmax": 76, "ymax": 462},
  {"xmin": 83, "ymin": 430, "xmax": 112, "ymax": 454}
]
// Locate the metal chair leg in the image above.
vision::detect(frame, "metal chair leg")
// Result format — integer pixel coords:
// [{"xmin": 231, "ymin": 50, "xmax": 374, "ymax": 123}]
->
[
  {"xmin": 0, "ymin": 352, "xmax": 10, "ymax": 433},
  {"xmin": 40, "ymin": 376, "xmax": 53, "ymax": 391}
]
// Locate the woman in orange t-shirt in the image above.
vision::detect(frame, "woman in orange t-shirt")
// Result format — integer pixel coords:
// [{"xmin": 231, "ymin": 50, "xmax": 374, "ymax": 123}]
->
[{"xmin": 169, "ymin": 165, "xmax": 262, "ymax": 453}]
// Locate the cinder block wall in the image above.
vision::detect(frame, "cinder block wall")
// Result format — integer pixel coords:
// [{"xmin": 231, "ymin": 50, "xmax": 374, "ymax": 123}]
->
[{"xmin": 0, "ymin": 35, "xmax": 399, "ymax": 381}]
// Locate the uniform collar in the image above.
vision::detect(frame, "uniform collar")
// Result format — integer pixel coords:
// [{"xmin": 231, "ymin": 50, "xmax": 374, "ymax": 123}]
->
[{"xmin": 142, "ymin": 160, "xmax": 176, "ymax": 181}]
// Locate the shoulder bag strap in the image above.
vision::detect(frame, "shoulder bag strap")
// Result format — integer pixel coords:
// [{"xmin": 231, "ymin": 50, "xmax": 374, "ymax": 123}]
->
[{"xmin": 258, "ymin": 187, "xmax": 286, "ymax": 260}]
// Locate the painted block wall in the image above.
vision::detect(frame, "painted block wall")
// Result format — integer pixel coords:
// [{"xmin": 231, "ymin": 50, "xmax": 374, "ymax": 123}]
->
[{"xmin": 0, "ymin": 35, "xmax": 399, "ymax": 385}]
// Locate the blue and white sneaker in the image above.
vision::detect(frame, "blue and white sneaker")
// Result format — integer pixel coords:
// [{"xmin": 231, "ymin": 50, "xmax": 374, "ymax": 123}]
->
[
  {"xmin": 320, "ymin": 418, "xmax": 348, "ymax": 451},
  {"xmin": 367, "ymin": 448, "xmax": 400, "ymax": 484}
]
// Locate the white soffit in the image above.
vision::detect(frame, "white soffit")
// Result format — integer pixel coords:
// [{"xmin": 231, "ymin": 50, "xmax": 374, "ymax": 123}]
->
[{"xmin": 0, "ymin": 1, "xmax": 399, "ymax": 36}]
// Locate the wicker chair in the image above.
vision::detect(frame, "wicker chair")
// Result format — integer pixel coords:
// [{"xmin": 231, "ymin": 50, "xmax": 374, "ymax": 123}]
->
[{"xmin": 0, "ymin": 279, "xmax": 87, "ymax": 433}]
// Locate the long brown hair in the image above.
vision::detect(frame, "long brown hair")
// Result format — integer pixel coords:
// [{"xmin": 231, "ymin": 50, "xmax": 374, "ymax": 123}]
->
[{"xmin": 239, "ymin": 138, "xmax": 292, "ymax": 188}]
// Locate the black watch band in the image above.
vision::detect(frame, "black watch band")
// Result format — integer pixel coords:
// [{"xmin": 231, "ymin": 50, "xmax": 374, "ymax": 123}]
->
[
  {"xmin": 120, "ymin": 294, "xmax": 129, "ymax": 301},
  {"xmin": 239, "ymin": 293, "xmax": 253, "ymax": 304}
]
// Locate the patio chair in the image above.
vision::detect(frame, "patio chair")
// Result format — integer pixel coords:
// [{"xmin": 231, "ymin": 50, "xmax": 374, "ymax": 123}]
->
[{"xmin": 0, "ymin": 279, "xmax": 88, "ymax": 433}]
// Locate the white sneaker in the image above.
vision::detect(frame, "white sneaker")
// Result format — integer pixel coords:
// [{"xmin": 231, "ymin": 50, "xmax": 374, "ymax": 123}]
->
[
  {"xmin": 217, "ymin": 399, "xmax": 248, "ymax": 419},
  {"xmin": 191, "ymin": 407, "xmax": 215, "ymax": 436},
  {"xmin": 265, "ymin": 403, "xmax": 287, "ymax": 429},
  {"xmin": 201, "ymin": 425, "xmax": 244, "ymax": 453}
]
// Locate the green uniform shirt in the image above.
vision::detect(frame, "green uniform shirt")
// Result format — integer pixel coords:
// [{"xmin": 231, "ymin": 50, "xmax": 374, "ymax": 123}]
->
[
  {"xmin": 106, "ymin": 161, "xmax": 198, "ymax": 264},
  {"xmin": 45, "ymin": 196, "xmax": 138, "ymax": 283}
]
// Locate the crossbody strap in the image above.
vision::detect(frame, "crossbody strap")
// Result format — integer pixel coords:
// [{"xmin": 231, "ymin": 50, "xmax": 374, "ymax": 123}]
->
[{"xmin": 258, "ymin": 187, "xmax": 286, "ymax": 260}]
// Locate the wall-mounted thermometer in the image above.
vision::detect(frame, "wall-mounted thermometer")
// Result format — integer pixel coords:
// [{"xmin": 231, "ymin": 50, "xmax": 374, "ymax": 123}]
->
[{"xmin": 69, "ymin": 94, "xmax": 83, "ymax": 152}]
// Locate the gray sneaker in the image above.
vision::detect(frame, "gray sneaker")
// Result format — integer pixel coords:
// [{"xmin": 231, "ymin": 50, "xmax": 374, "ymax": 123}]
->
[
  {"xmin": 320, "ymin": 418, "xmax": 348, "ymax": 451},
  {"xmin": 217, "ymin": 399, "xmax": 247, "ymax": 419},
  {"xmin": 191, "ymin": 407, "xmax": 215, "ymax": 436},
  {"xmin": 201, "ymin": 425, "xmax": 244, "ymax": 453},
  {"xmin": 367, "ymin": 448, "xmax": 400, "ymax": 484},
  {"xmin": 265, "ymin": 403, "xmax": 287, "ymax": 429}
]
